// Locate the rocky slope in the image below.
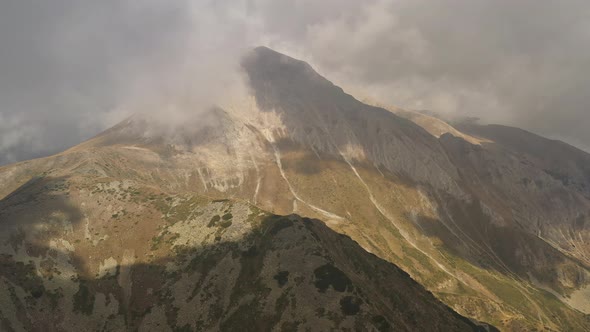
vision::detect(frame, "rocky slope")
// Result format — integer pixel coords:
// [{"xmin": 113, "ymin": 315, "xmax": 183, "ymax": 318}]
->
[
  {"xmin": 0, "ymin": 165, "xmax": 487, "ymax": 331},
  {"xmin": 1, "ymin": 46, "xmax": 590, "ymax": 330}
]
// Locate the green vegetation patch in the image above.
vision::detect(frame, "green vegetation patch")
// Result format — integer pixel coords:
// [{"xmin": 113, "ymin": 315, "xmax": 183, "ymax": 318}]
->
[
  {"xmin": 313, "ymin": 264, "xmax": 353, "ymax": 293},
  {"xmin": 151, "ymin": 229, "xmax": 178, "ymax": 250},
  {"xmin": 339, "ymin": 296, "xmax": 362, "ymax": 315},
  {"xmin": 273, "ymin": 271, "xmax": 290, "ymax": 287},
  {"xmin": 371, "ymin": 315, "xmax": 392, "ymax": 332},
  {"xmin": 219, "ymin": 220, "xmax": 232, "ymax": 228},
  {"xmin": 269, "ymin": 218, "xmax": 293, "ymax": 235},
  {"xmin": 208, "ymin": 215, "xmax": 221, "ymax": 227},
  {"xmin": 73, "ymin": 280, "xmax": 95, "ymax": 315},
  {"xmin": 0, "ymin": 256, "xmax": 46, "ymax": 299}
]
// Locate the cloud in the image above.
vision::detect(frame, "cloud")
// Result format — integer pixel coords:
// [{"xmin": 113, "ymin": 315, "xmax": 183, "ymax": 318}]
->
[
  {"xmin": 0, "ymin": 1, "xmax": 192, "ymax": 164},
  {"xmin": 1, "ymin": 0, "xmax": 590, "ymax": 165},
  {"xmin": 260, "ymin": 0, "xmax": 590, "ymax": 150}
]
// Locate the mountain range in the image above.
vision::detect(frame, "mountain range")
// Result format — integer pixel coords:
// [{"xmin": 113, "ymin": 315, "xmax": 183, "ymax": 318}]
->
[{"xmin": 1, "ymin": 46, "xmax": 589, "ymax": 331}]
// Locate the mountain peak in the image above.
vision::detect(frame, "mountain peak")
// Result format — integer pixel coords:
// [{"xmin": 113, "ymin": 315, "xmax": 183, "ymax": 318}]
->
[
  {"xmin": 247, "ymin": 46, "xmax": 310, "ymax": 69},
  {"xmin": 242, "ymin": 47, "xmax": 332, "ymax": 103},
  {"xmin": 3, "ymin": 47, "xmax": 590, "ymax": 331}
]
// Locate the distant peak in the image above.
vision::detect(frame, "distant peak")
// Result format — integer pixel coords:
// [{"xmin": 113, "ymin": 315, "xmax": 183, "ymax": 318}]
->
[
  {"xmin": 243, "ymin": 46, "xmax": 313, "ymax": 73},
  {"xmin": 252, "ymin": 45, "xmax": 275, "ymax": 53}
]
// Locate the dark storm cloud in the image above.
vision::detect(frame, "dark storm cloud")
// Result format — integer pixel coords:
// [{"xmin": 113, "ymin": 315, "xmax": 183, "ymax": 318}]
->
[{"xmin": 2, "ymin": 0, "xmax": 590, "ymax": 165}]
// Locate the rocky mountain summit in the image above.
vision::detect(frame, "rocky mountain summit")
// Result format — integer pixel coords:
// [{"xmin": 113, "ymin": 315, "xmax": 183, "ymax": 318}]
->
[{"xmin": 1, "ymin": 47, "xmax": 590, "ymax": 331}]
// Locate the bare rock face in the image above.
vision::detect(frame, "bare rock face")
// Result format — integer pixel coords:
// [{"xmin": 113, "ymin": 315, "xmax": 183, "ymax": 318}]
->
[
  {"xmin": 1, "ymin": 47, "xmax": 590, "ymax": 331},
  {"xmin": 241, "ymin": 47, "xmax": 590, "ymax": 325},
  {"xmin": 242, "ymin": 47, "xmax": 462, "ymax": 196},
  {"xmin": 439, "ymin": 124, "xmax": 590, "ymax": 272}
]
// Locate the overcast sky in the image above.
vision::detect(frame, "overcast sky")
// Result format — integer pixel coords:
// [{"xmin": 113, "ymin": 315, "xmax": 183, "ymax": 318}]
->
[{"xmin": 1, "ymin": 0, "xmax": 590, "ymax": 165}]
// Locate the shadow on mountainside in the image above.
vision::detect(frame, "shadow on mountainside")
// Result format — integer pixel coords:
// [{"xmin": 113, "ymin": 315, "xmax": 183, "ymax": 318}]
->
[
  {"xmin": 262, "ymin": 124, "xmax": 590, "ymax": 296},
  {"xmin": 242, "ymin": 47, "xmax": 458, "ymax": 190},
  {"xmin": 0, "ymin": 176, "xmax": 84, "ymax": 255},
  {"xmin": 0, "ymin": 178, "xmax": 494, "ymax": 332},
  {"xmin": 241, "ymin": 46, "xmax": 578, "ymax": 287},
  {"xmin": 408, "ymin": 195, "xmax": 588, "ymax": 291},
  {"xmin": 2, "ymin": 133, "xmax": 588, "ymax": 331}
]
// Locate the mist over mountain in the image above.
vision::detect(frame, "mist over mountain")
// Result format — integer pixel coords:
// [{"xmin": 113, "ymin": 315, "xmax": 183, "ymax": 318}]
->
[
  {"xmin": 3, "ymin": 2, "xmax": 590, "ymax": 331},
  {"xmin": 2, "ymin": 1, "xmax": 590, "ymax": 165},
  {"xmin": 1, "ymin": 46, "xmax": 590, "ymax": 331}
]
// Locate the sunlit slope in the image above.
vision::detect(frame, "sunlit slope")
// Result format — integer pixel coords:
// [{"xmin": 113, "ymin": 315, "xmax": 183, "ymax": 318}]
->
[
  {"xmin": 2, "ymin": 47, "xmax": 590, "ymax": 330},
  {"xmin": 0, "ymin": 162, "xmax": 487, "ymax": 331}
]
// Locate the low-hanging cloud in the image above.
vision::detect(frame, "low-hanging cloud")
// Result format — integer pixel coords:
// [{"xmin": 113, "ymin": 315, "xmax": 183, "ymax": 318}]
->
[
  {"xmin": 2, "ymin": 0, "xmax": 590, "ymax": 165},
  {"xmin": 0, "ymin": 0, "xmax": 262, "ymax": 164}
]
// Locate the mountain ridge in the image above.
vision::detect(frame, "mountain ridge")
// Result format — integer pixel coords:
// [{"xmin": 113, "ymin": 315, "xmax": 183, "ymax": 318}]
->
[
  {"xmin": 1, "ymin": 46, "xmax": 590, "ymax": 331},
  {"xmin": 0, "ymin": 173, "xmax": 492, "ymax": 331}
]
